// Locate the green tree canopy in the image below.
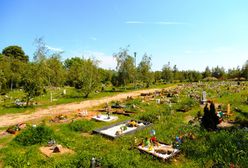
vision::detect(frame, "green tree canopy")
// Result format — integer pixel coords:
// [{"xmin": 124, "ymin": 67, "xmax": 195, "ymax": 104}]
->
[
  {"xmin": 161, "ymin": 62, "xmax": 173, "ymax": 83},
  {"xmin": 212, "ymin": 66, "xmax": 226, "ymax": 79},
  {"xmin": 241, "ymin": 60, "xmax": 248, "ymax": 80},
  {"xmin": 22, "ymin": 63, "xmax": 46, "ymax": 106},
  {"xmin": 44, "ymin": 53, "xmax": 66, "ymax": 87},
  {"xmin": 33, "ymin": 37, "xmax": 49, "ymax": 62},
  {"xmin": 202, "ymin": 66, "xmax": 212, "ymax": 78},
  {"xmin": 114, "ymin": 48, "xmax": 136, "ymax": 86},
  {"xmin": 137, "ymin": 54, "xmax": 153, "ymax": 87},
  {"xmin": 2, "ymin": 45, "xmax": 29, "ymax": 62},
  {"xmin": 66, "ymin": 57, "xmax": 101, "ymax": 98}
]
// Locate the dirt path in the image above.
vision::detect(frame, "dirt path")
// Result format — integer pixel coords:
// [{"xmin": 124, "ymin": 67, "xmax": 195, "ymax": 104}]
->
[{"xmin": 0, "ymin": 87, "xmax": 174, "ymax": 128}]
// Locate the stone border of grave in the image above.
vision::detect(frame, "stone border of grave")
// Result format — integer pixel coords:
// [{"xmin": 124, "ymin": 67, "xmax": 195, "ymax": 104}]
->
[
  {"xmin": 136, "ymin": 141, "xmax": 180, "ymax": 162},
  {"xmin": 92, "ymin": 120, "xmax": 152, "ymax": 139}
]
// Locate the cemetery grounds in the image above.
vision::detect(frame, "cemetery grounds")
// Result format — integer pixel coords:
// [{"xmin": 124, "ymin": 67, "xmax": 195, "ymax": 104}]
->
[{"xmin": 0, "ymin": 81, "xmax": 247, "ymax": 168}]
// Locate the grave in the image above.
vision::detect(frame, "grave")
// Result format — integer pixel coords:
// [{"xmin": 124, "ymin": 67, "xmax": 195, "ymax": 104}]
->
[
  {"xmin": 39, "ymin": 145, "xmax": 74, "ymax": 157},
  {"xmin": 50, "ymin": 114, "xmax": 68, "ymax": 123},
  {"xmin": 112, "ymin": 109, "xmax": 135, "ymax": 116},
  {"xmin": 93, "ymin": 120, "xmax": 152, "ymax": 139},
  {"xmin": 137, "ymin": 142, "xmax": 180, "ymax": 161},
  {"xmin": 92, "ymin": 114, "xmax": 118, "ymax": 122}
]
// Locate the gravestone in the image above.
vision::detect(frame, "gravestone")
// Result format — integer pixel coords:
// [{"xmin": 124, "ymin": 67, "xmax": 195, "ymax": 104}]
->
[
  {"xmin": 63, "ymin": 89, "xmax": 66, "ymax": 95},
  {"xmin": 201, "ymin": 91, "xmax": 207, "ymax": 104},
  {"xmin": 227, "ymin": 104, "xmax": 231, "ymax": 116},
  {"xmin": 156, "ymin": 99, "xmax": 161, "ymax": 104}
]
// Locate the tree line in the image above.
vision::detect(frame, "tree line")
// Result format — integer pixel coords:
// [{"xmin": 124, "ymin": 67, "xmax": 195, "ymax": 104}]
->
[{"xmin": 0, "ymin": 38, "xmax": 247, "ymax": 105}]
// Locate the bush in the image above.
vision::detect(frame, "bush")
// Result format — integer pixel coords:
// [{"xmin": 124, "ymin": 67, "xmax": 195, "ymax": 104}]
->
[
  {"xmin": 14, "ymin": 125, "xmax": 55, "ymax": 146},
  {"xmin": 69, "ymin": 120, "xmax": 95, "ymax": 132}
]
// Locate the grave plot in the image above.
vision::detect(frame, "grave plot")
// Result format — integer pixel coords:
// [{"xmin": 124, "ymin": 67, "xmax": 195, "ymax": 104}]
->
[
  {"xmin": 93, "ymin": 120, "xmax": 152, "ymax": 139},
  {"xmin": 50, "ymin": 114, "xmax": 69, "ymax": 123},
  {"xmin": 39, "ymin": 145, "xmax": 74, "ymax": 157},
  {"xmin": 112, "ymin": 109, "xmax": 135, "ymax": 116},
  {"xmin": 92, "ymin": 114, "xmax": 118, "ymax": 122},
  {"xmin": 75, "ymin": 110, "xmax": 100, "ymax": 120},
  {"xmin": 6, "ymin": 123, "xmax": 27, "ymax": 135},
  {"xmin": 137, "ymin": 142, "xmax": 180, "ymax": 161}
]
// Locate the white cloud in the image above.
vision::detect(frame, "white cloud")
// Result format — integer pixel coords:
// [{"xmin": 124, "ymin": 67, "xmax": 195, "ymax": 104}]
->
[
  {"xmin": 82, "ymin": 51, "xmax": 116, "ymax": 70},
  {"xmin": 46, "ymin": 45, "xmax": 64, "ymax": 52}
]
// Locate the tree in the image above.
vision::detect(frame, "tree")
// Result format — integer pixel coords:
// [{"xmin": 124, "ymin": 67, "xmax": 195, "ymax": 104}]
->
[
  {"xmin": 0, "ymin": 54, "xmax": 26, "ymax": 90},
  {"xmin": 137, "ymin": 54, "xmax": 153, "ymax": 87},
  {"xmin": 212, "ymin": 66, "xmax": 226, "ymax": 79},
  {"xmin": 44, "ymin": 53, "xmax": 66, "ymax": 87},
  {"xmin": 0, "ymin": 56, "xmax": 11, "ymax": 92},
  {"xmin": 186, "ymin": 70, "xmax": 202, "ymax": 82},
  {"xmin": 67, "ymin": 57, "xmax": 101, "ymax": 98},
  {"xmin": 0, "ymin": 69, "xmax": 7, "ymax": 93},
  {"xmin": 33, "ymin": 37, "xmax": 49, "ymax": 62},
  {"xmin": 22, "ymin": 63, "xmax": 45, "ymax": 106},
  {"xmin": 241, "ymin": 60, "xmax": 248, "ymax": 80},
  {"xmin": 113, "ymin": 48, "xmax": 136, "ymax": 87},
  {"xmin": 154, "ymin": 71, "xmax": 162, "ymax": 83},
  {"xmin": 64, "ymin": 57, "xmax": 82, "ymax": 70},
  {"xmin": 2, "ymin": 45, "xmax": 29, "ymax": 62},
  {"xmin": 161, "ymin": 62, "xmax": 173, "ymax": 83},
  {"xmin": 227, "ymin": 67, "xmax": 241, "ymax": 79},
  {"xmin": 202, "ymin": 66, "xmax": 211, "ymax": 78},
  {"xmin": 64, "ymin": 57, "xmax": 84, "ymax": 86}
]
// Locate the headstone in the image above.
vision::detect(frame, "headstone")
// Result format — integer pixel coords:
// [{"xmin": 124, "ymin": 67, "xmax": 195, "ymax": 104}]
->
[
  {"xmin": 90, "ymin": 157, "xmax": 96, "ymax": 168},
  {"xmin": 201, "ymin": 91, "xmax": 207, "ymax": 103},
  {"xmin": 156, "ymin": 99, "xmax": 161, "ymax": 104},
  {"xmin": 63, "ymin": 89, "xmax": 66, "ymax": 95},
  {"xmin": 50, "ymin": 93, "xmax": 53, "ymax": 102},
  {"xmin": 53, "ymin": 146, "xmax": 61, "ymax": 153},
  {"xmin": 227, "ymin": 104, "xmax": 231, "ymax": 115}
]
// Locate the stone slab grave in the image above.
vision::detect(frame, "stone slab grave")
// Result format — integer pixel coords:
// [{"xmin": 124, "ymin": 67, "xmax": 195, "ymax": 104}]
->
[
  {"xmin": 92, "ymin": 114, "xmax": 118, "ymax": 122},
  {"xmin": 137, "ymin": 142, "xmax": 180, "ymax": 161},
  {"xmin": 93, "ymin": 120, "xmax": 152, "ymax": 139}
]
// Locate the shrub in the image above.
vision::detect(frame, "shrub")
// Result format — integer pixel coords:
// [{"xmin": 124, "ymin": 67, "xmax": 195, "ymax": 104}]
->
[
  {"xmin": 14, "ymin": 125, "xmax": 55, "ymax": 146},
  {"xmin": 69, "ymin": 120, "xmax": 95, "ymax": 132}
]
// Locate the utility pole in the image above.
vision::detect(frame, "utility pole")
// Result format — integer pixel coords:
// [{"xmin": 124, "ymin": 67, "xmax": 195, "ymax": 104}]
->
[{"xmin": 134, "ymin": 52, "xmax": 137, "ymax": 89}]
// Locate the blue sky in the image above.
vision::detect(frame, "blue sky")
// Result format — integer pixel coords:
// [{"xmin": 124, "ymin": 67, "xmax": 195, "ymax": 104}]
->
[{"xmin": 1, "ymin": 0, "xmax": 248, "ymax": 71}]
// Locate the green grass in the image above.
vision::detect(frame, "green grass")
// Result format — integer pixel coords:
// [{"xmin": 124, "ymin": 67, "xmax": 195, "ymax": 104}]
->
[{"xmin": 0, "ymin": 81, "xmax": 247, "ymax": 167}]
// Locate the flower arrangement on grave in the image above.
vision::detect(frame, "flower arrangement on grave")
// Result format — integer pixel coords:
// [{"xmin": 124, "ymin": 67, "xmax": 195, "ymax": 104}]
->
[
  {"xmin": 115, "ymin": 125, "xmax": 128, "ymax": 135},
  {"xmin": 6, "ymin": 123, "xmax": 26, "ymax": 134},
  {"xmin": 126, "ymin": 120, "xmax": 139, "ymax": 127},
  {"xmin": 172, "ymin": 136, "xmax": 182, "ymax": 149}
]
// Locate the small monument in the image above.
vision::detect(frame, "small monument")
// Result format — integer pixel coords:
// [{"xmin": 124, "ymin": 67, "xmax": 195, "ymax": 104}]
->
[
  {"xmin": 201, "ymin": 91, "xmax": 207, "ymax": 104},
  {"xmin": 227, "ymin": 104, "xmax": 231, "ymax": 116},
  {"xmin": 63, "ymin": 89, "xmax": 66, "ymax": 95},
  {"xmin": 156, "ymin": 99, "xmax": 161, "ymax": 104}
]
